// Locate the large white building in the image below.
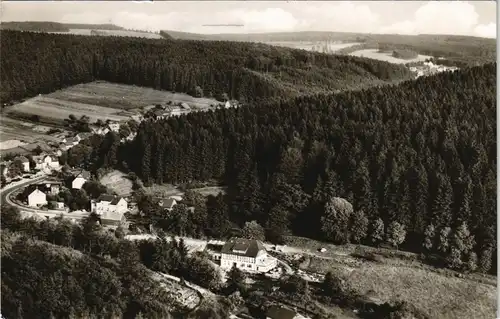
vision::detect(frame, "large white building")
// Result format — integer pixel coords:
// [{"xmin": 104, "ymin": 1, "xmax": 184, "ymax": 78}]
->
[
  {"xmin": 217, "ymin": 237, "xmax": 277, "ymax": 273},
  {"xmin": 28, "ymin": 189, "xmax": 47, "ymax": 207},
  {"xmin": 91, "ymin": 194, "xmax": 128, "ymax": 221}
]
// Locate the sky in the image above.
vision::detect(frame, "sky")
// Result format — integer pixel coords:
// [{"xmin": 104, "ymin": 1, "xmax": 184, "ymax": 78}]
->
[{"xmin": 1, "ymin": 1, "xmax": 497, "ymax": 38}]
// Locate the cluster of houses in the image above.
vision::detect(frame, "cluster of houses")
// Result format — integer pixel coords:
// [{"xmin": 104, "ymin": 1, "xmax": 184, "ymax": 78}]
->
[
  {"xmin": 24, "ymin": 169, "xmax": 130, "ymax": 226},
  {"xmin": 146, "ymin": 103, "xmax": 193, "ymax": 120},
  {"xmin": 409, "ymin": 61, "xmax": 459, "ymax": 79},
  {"xmin": 146, "ymin": 100, "xmax": 240, "ymax": 121},
  {"xmin": 1, "ymin": 153, "xmax": 61, "ymax": 180}
]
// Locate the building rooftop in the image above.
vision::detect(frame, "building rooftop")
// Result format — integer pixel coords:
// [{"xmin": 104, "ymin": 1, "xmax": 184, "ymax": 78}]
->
[
  {"xmin": 96, "ymin": 194, "xmax": 116, "ymax": 202},
  {"xmin": 16, "ymin": 156, "xmax": 29, "ymax": 163},
  {"xmin": 221, "ymin": 237, "xmax": 266, "ymax": 258},
  {"xmin": 162, "ymin": 198, "xmax": 177, "ymax": 209},
  {"xmin": 75, "ymin": 170, "xmax": 91, "ymax": 180}
]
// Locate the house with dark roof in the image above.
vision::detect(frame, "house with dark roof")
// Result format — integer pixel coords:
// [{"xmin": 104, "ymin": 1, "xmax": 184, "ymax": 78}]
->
[
  {"xmin": 91, "ymin": 194, "xmax": 128, "ymax": 222},
  {"xmin": 220, "ymin": 237, "xmax": 277, "ymax": 273},
  {"xmin": 266, "ymin": 306, "xmax": 309, "ymax": 319},
  {"xmin": 72, "ymin": 170, "xmax": 91, "ymax": 189},
  {"xmin": 160, "ymin": 197, "xmax": 177, "ymax": 211}
]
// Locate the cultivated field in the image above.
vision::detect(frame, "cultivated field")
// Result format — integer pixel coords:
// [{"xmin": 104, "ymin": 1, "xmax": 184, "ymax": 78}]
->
[
  {"xmin": 0, "ymin": 117, "xmax": 63, "ymax": 155},
  {"xmin": 4, "ymin": 81, "xmax": 220, "ymax": 126},
  {"xmin": 99, "ymin": 170, "xmax": 134, "ymax": 196},
  {"xmin": 6, "ymin": 95, "xmax": 134, "ymax": 123},
  {"xmin": 49, "ymin": 81, "xmax": 220, "ymax": 110},
  {"xmin": 349, "ymin": 49, "xmax": 432, "ymax": 64}
]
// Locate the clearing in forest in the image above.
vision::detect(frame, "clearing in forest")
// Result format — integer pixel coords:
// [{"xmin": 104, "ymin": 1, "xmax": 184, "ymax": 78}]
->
[{"xmin": 99, "ymin": 170, "xmax": 133, "ymax": 197}]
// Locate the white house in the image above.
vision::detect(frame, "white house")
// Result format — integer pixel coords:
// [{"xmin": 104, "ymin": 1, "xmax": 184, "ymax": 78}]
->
[
  {"xmin": 28, "ymin": 189, "xmax": 47, "ymax": 207},
  {"xmin": 72, "ymin": 170, "xmax": 91, "ymax": 189},
  {"xmin": 1, "ymin": 162, "xmax": 11, "ymax": 177},
  {"xmin": 42, "ymin": 155, "xmax": 60, "ymax": 170},
  {"xmin": 91, "ymin": 194, "xmax": 128, "ymax": 221},
  {"xmin": 108, "ymin": 123, "xmax": 120, "ymax": 132},
  {"xmin": 219, "ymin": 237, "xmax": 277, "ymax": 273},
  {"xmin": 15, "ymin": 156, "xmax": 30, "ymax": 172}
]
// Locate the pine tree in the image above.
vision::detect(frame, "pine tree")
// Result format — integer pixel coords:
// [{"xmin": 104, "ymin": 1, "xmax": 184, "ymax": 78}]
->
[{"xmin": 431, "ymin": 174, "xmax": 453, "ymax": 227}]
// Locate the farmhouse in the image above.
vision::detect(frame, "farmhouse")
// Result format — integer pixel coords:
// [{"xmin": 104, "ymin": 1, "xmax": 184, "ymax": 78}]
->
[
  {"xmin": 160, "ymin": 198, "xmax": 177, "ymax": 211},
  {"xmin": 107, "ymin": 123, "xmax": 120, "ymax": 132},
  {"xmin": 91, "ymin": 194, "xmax": 128, "ymax": 220},
  {"xmin": 219, "ymin": 237, "xmax": 277, "ymax": 272},
  {"xmin": 28, "ymin": 189, "xmax": 47, "ymax": 207},
  {"xmin": 42, "ymin": 155, "xmax": 60, "ymax": 170},
  {"xmin": 169, "ymin": 107, "xmax": 186, "ymax": 117},
  {"xmin": 180, "ymin": 102, "xmax": 191, "ymax": 110},
  {"xmin": 266, "ymin": 306, "xmax": 310, "ymax": 319},
  {"xmin": 91, "ymin": 126, "xmax": 110, "ymax": 135},
  {"xmin": 14, "ymin": 156, "xmax": 30, "ymax": 172},
  {"xmin": 33, "ymin": 180, "xmax": 62, "ymax": 195},
  {"xmin": 72, "ymin": 170, "xmax": 91, "ymax": 189},
  {"xmin": 1, "ymin": 162, "xmax": 10, "ymax": 177}
]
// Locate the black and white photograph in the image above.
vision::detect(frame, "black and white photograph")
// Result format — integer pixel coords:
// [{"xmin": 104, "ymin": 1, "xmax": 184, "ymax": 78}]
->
[{"xmin": 0, "ymin": 1, "xmax": 497, "ymax": 318}]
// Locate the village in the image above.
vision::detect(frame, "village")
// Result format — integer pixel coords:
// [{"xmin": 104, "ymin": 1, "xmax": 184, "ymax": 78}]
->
[{"xmin": 0, "ymin": 117, "xmax": 317, "ymax": 319}]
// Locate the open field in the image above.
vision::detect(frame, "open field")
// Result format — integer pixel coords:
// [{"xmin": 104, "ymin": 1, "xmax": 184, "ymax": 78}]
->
[
  {"xmin": 349, "ymin": 49, "xmax": 432, "ymax": 64},
  {"xmin": 143, "ymin": 183, "xmax": 226, "ymax": 199},
  {"xmin": 4, "ymin": 81, "xmax": 220, "ymax": 126},
  {"xmin": 99, "ymin": 170, "xmax": 133, "ymax": 196},
  {"xmin": 48, "ymin": 81, "xmax": 220, "ymax": 110},
  {"xmin": 284, "ymin": 236, "xmax": 496, "ymax": 319},
  {"xmin": 0, "ymin": 117, "xmax": 64, "ymax": 155},
  {"xmin": 348, "ymin": 264, "xmax": 495, "ymax": 319},
  {"xmin": 6, "ymin": 95, "xmax": 134, "ymax": 123}
]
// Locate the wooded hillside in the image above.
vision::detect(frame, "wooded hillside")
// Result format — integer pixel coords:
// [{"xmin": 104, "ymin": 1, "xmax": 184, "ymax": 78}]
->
[
  {"xmin": 109, "ymin": 63, "xmax": 495, "ymax": 273},
  {"xmin": 0, "ymin": 30, "xmax": 412, "ymax": 104}
]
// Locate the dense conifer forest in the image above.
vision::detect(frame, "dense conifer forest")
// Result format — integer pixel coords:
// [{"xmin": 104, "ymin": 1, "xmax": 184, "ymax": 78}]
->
[
  {"xmin": 1, "ymin": 31, "xmax": 496, "ymax": 276},
  {"xmin": 107, "ymin": 63, "xmax": 495, "ymax": 273},
  {"xmin": 0, "ymin": 21, "xmax": 124, "ymax": 32},
  {"xmin": 0, "ymin": 30, "xmax": 412, "ymax": 104}
]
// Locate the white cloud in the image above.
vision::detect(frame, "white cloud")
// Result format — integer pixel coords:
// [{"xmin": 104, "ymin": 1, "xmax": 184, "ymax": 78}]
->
[
  {"xmin": 379, "ymin": 1, "xmax": 496, "ymax": 38},
  {"xmin": 58, "ymin": 1, "xmax": 496, "ymax": 38},
  {"xmin": 474, "ymin": 23, "xmax": 497, "ymax": 38},
  {"xmin": 296, "ymin": 2, "xmax": 381, "ymax": 33}
]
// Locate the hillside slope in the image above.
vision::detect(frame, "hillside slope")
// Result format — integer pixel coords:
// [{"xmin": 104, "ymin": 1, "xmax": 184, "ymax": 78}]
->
[
  {"xmin": 0, "ymin": 21, "xmax": 124, "ymax": 32},
  {"xmin": 103, "ymin": 64, "xmax": 496, "ymax": 275},
  {"xmin": 1, "ymin": 30, "xmax": 412, "ymax": 104},
  {"xmin": 162, "ymin": 30, "xmax": 496, "ymax": 66}
]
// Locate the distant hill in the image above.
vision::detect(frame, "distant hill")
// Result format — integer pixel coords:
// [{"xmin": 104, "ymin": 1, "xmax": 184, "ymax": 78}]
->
[
  {"xmin": 0, "ymin": 21, "xmax": 124, "ymax": 32},
  {"xmin": 0, "ymin": 30, "xmax": 413, "ymax": 104},
  {"xmin": 162, "ymin": 30, "xmax": 496, "ymax": 66}
]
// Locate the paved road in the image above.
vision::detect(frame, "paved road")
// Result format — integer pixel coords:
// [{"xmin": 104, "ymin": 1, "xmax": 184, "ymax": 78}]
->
[
  {"xmin": 1, "ymin": 174, "xmax": 47, "ymax": 209},
  {"xmin": 0, "ymin": 174, "xmax": 90, "ymax": 220}
]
